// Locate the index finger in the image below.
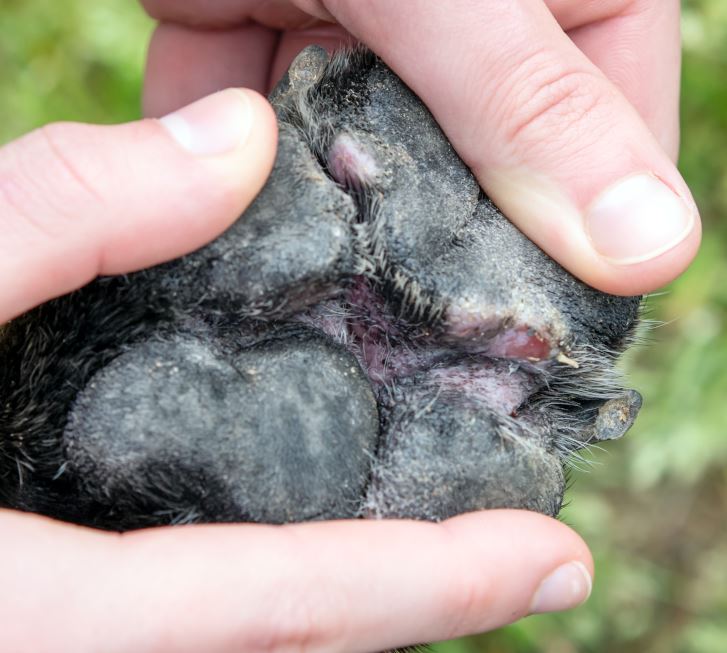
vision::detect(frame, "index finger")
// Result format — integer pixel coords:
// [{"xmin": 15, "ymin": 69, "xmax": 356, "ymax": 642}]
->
[
  {"xmin": 140, "ymin": 0, "xmax": 330, "ymax": 29},
  {"xmin": 320, "ymin": 0, "xmax": 699, "ymax": 295},
  {"xmin": 555, "ymin": 0, "xmax": 682, "ymax": 160},
  {"xmin": 143, "ymin": 22, "xmax": 351, "ymax": 117},
  {"xmin": 141, "ymin": 0, "xmax": 681, "ymax": 157}
]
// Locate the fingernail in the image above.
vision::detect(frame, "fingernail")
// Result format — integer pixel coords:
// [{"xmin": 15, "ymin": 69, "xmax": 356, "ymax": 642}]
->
[
  {"xmin": 529, "ymin": 561, "xmax": 592, "ymax": 615},
  {"xmin": 160, "ymin": 89, "xmax": 253, "ymax": 156},
  {"xmin": 586, "ymin": 173, "xmax": 696, "ymax": 264}
]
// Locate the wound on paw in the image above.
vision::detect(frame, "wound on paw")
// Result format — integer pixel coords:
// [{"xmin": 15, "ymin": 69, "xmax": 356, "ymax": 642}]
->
[{"xmin": 0, "ymin": 46, "xmax": 643, "ymax": 531}]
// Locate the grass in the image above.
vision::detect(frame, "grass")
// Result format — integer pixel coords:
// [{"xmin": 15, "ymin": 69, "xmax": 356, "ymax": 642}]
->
[{"xmin": 1, "ymin": 1, "xmax": 726, "ymax": 651}]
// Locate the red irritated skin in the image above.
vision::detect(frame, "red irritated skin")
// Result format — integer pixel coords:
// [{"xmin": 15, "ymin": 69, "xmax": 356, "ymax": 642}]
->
[{"xmin": 0, "ymin": 48, "xmax": 642, "ymax": 531}]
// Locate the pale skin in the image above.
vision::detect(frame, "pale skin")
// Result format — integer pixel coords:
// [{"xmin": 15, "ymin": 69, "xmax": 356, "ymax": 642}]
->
[
  {"xmin": 0, "ymin": 1, "xmax": 694, "ymax": 651},
  {"xmin": 143, "ymin": 0, "xmax": 701, "ymax": 295}
]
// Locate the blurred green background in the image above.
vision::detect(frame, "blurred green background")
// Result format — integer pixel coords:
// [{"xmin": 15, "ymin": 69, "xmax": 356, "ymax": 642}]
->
[{"xmin": 1, "ymin": 1, "xmax": 725, "ymax": 651}]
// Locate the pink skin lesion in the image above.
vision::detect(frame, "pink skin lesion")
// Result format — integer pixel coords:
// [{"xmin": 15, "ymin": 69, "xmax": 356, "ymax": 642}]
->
[
  {"xmin": 327, "ymin": 133, "xmax": 380, "ymax": 191},
  {"xmin": 301, "ymin": 277, "xmax": 566, "ymax": 396},
  {"xmin": 345, "ymin": 277, "xmax": 424, "ymax": 385},
  {"xmin": 325, "ymin": 133, "xmax": 561, "ymax": 367},
  {"xmin": 486, "ymin": 326, "xmax": 554, "ymax": 362},
  {"xmin": 446, "ymin": 304, "xmax": 557, "ymax": 363},
  {"xmin": 427, "ymin": 363, "xmax": 538, "ymax": 415}
]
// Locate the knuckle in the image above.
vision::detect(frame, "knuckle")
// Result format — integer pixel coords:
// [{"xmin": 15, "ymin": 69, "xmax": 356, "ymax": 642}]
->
[
  {"xmin": 438, "ymin": 523, "xmax": 496, "ymax": 639},
  {"xmin": 256, "ymin": 535, "xmax": 349, "ymax": 652},
  {"xmin": 500, "ymin": 50, "xmax": 606, "ymax": 148},
  {"xmin": 36, "ymin": 123, "xmax": 105, "ymax": 205},
  {"xmin": 445, "ymin": 573, "xmax": 495, "ymax": 638},
  {"xmin": 617, "ymin": 0, "xmax": 661, "ymax": 16},
  {"xmin": 0, "ymin": 161, "xmax": 37, "ymax": 233},
  {"xmin": 0, "ymin": 123, "xmax": 105, "ymax": 240},
  {"xmin": 262, "ymin": 590, "xmax": 345, "ymax": 652}
]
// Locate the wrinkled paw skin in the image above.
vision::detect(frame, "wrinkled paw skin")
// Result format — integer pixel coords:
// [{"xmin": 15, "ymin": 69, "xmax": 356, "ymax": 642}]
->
[{"xmin": 0, "ymin": 48, "xmax": 643, "ymax": 531}]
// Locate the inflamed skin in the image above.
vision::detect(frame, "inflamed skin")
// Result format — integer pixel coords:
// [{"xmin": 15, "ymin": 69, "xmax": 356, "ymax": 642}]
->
[{"xmin": 0, "ymin": 47, "xmax": 642, "ymax": 531}]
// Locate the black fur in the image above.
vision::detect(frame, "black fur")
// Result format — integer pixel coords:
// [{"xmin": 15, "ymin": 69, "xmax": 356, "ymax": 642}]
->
[{"xmin": 0, "ymin": 47, "xmax": 642, "ymax": 531}]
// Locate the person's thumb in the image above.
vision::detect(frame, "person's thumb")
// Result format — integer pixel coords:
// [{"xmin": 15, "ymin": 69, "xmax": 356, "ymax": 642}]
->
[
  {"xmin": 318, "ymin": 0, "xmax": 701, "ymax": 296},
  {"xmin": 0, "ymin": 89, "xmax": 276, "ymax": 323}
]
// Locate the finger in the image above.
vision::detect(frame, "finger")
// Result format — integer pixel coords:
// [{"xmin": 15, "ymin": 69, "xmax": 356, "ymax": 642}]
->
[
  {"xmin": 0, "ymin": 89, "xmax": 276, "ymax": 323},
  {"xmin": 296, "ymin": 0, "xmax": 683, "ymax": 159},
  {"xmin": 140, "ymin": 0, "xmax": 327, "ymax": 30},
  {"xmin": 322, "ymin": 0, "xmax": 700, "ymax": 295},
  {"xmin": 144, "ymin": 21, "xmax": 351, "ymax": 116},
  {"xmin": 2, "ymin": 510, "xmax": 592, "ymax": 653},
  {"xmin": 144, "ymin": 23, "xmax": 279, "ymax": 116},
  {"xmin": 555, "ymin": 0, "xmax": 682, "ymax": 160}
]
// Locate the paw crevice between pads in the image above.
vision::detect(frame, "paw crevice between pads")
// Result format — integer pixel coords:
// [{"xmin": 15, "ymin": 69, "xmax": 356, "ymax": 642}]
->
[{"xmin": 0, "ymin": 45, "xmax": 644, "ymax": 530}]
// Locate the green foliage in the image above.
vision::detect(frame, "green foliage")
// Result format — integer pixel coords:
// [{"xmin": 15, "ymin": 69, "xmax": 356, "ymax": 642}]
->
[
  {"xmin": 438, "ymin": 2, "xmax": 727, "ymax": 651},
  {"xmin": 0, "ymin": 0, "xmax": 151, "ymax": 142},
  {"xmin": 1, "ymin": 2, "xmax": 725, "ymax": 651}
]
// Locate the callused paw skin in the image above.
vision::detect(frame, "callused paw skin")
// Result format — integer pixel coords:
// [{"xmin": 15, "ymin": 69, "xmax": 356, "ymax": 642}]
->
[{"xmin": 0, "ymin": 47, "xmax": 642, "ymax": 530}]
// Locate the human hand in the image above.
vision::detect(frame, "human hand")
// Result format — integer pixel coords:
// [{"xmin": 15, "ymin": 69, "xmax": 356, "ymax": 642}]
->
[
  {"xmin": 0, "ymin": 78, "xmax": 593, "ymax": 651},
  {"xmin": 142, "ymin": 0, "xmax": 701, "ymax": 296},
  {"xmin": 0, "ymin": 88, "xmax": 275, "ymax": 323},
  {"xmin": 3, "ymin": 509, "xmax": 592, "ymax": 652}
]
